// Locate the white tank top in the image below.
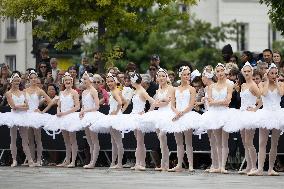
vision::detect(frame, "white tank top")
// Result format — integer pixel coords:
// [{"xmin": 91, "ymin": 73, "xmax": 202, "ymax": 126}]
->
[
  {"xmin": 26, "ymin": 92, "xmax": 40, "ymax": 111},
  {"xmin": 132, "ymin": 93, "xmax": 145, "ymax": 114},
  {"xmin": 175, "ymin": 89, "xmax": 191, "ymax": 111},
  {"xmin": 60, "ymin": 93, "xmax": 74, "ymax": 112},
  {"xmin": 240, "ymin": 88, "xmax": 257, "ymax": 111}
]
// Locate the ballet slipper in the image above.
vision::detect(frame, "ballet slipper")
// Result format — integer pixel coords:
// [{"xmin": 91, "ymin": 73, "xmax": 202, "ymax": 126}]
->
[
  {"xmin": 21, "ymin": 159, "xmax": 29, "ymax": 166},
  {"xmin": 188, "ymin": 166, "xmax": 195, "ymax": 172},
  {"xmin": 56, "ymin": 160, "xmax": 70, "ymax": 167},
  {"xmin": 168, "ymin": 166, "xmax": 183, "ymax": 172},
  {"xmin": 110, "ymin": 164, "xmax": 123, "ymax": 169},
  {"xmin": 83, "ymin": 164, "xmax": 95, "ymax": 169},
  {"xmin": 154, "ymin": 167, "xmax": 163, "ymax": 171},
  {"xmin": 130, "ymin": 165, "xmax": 138, "ymax": 170},
  {"xmin": 34, "ymin": 162, "xmax": 42, "ymax": 167},
  {"xmin": 135, "ymin": 165, "xmax": 146, "ymax": 171},
  {"xmin": 67, "ymin": 163, "xmax": 76, "ymax": 168},
  {"xmin": 11, "ymin": 160, "xmax": 18, "ymax": 167},
  {"xmin": 268, "ymin": 170, "xmax": 280, "ymax": 176},
  {"xmin": 247, "ymin": 169, "xmax": 264, "ymax": 176},
  {"xmin": 220, "ymin": 168, "xmax": 228, "ymax": 174},
  {"xmin": 209, "ymin": 168, "xmax": 221, "ymax": 173}
]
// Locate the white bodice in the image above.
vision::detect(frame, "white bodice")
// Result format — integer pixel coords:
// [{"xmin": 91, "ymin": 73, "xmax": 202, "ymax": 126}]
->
[
  {"xmin": 175, "ymin": 89, "xmax": 190, "ymax": 111},
  {"xmin": 132, "ymin": 93, "xmax": 145, "ymax": 114},
  {"xmin": 209, "ymin": 86, "xmax": 228, "ymax": 111},
  {"xmin": 155, "ymin": 89, "xmax": 171, "ymax": 111},
  {"xmin": 60, "ymin": 93, "xmax": 74, "ymax": 112},
  {"xmin": 262, "ymin": 89, "xmax": 281, "ymax": 110},
  {"xmin": 212, "ymin": 86, "xmax": 227, "ymax": 101},
  {"xmin": 240, "ymin": 89, "xmax": 257, "ymax": 111},
  {"xmin": 26, "ymin": 92, "xmax": 40, "ymax": 111},
  {"xmin": 109, "ymin": 92, "xmax": 121, "ymax": 114},
  {"xmin": 82, "ymin": 92, "xmax": 96, "ymax": 110},
  {"xmin": 122, "ymin": 87, "xmax": 134, "ymax": 102},
  {"xmin": 12, "ymin": 94, "xmax": 25, "ymax": 106}
]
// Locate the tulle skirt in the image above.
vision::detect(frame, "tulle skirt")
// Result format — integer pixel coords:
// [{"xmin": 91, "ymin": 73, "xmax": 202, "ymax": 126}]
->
[
  {"xmin": 252, "ymin": 109, "xmax": 283, "ymax": 130},
  {"xmin": 24, "ymin": 111, "xmax": 52, "ymax": 129},
  {"xmin": 0, "ymin": 111, "xmax": 30, "ymax": 128},
  {"xmin": 45, "ymin": 112, "xmax": 82, "ymax": 132},
  {"xmin": 139, "ymin": 110, "xmax": 162, "ymax": 133},
  {"xmin": 199, "ymin": 107, "xmax": 237, "ymax": 131},
  {"xmin": 156, "ymin": 111, "xmax": 202, "ymax": 133},
  {"xmin": 81, "ymin": 111, "xmax": 106, "ymax": 128},
  {"xmin": 223, "ymin": 109, "xmax": 258, "ymax": 133}
]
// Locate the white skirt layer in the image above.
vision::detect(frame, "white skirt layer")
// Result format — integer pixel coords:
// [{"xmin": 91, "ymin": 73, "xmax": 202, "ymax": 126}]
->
[
  {"xmin": 156, "ymin": 111, "xmax": 202, "ymax": 133},
  {"xmin": 1, "ymin": 111, "xmax": 30, "ymax": 128},
  {"xmin": 252, "ymin": 109, "xmax": 283, "ymax": 130},
  {"xmin": 24, "ymin": 111, "xmax": 52, "ymax": 129},
  {"xmin": 106, "ymin": 113, "xmax": 139, "ymax": 132},
  {"xmin": 45, "ymin": 112, "xmax": 82, "ymax": 132},
  {"xmin": 199, "ymin": 107, "xmax": 237, "ymax": 130},
  {"xmin": 81, "ymin": 111, "xmax": 106, "ymax": 128},
  {"xmin": 139, "ymin": 110, "xmax": 162, "ymax": 133},
  {"xmin": 223, "ymin": 109, "xmax": 259, "ymax": 133},
  {"xmin": 89, "ymin": 113, "xmax": 120, "ymax": 134}
]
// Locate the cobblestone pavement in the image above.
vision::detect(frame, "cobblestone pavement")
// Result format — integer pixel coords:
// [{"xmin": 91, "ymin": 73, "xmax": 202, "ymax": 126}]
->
[{"xmin": 0, "ymin": 167, "xmax": 283, "ymax": 189}]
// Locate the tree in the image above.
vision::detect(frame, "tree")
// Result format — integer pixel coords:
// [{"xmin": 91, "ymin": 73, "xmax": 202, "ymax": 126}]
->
[
  {"xmin": 260, "ymin": 0, "xmax": 284, "ymax": 35},
  {"xmin": 0, "ymin": 0, "xmax": 196, "ymax": 72},
  {"xmin": 83, "ymin": 5, "xmax": 236, "ymax": 72}
]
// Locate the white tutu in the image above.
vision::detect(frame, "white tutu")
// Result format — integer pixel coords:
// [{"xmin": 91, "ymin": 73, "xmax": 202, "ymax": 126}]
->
[
  {"xmin": 81, "ymin": 111, "xmax": 106, "ymax": 128},
  {"xmin": 223, "ymin": 109, "xmax": 257, "ymax": 133},
  {"xmin": 45, "ymin": 112, "xmax": 82, "ymax": 132},
  {"xmin": 199, "ymin": 107, "xmax": 236, "ymax": 131},
  {"xmin": 106, "ymin": 113, "xmax": 139, "ymax": 132},
  {"xmin": 253, "ymin": 109, "xmax": 282, "ymax": 130},
  {"xmin": 1, "ymin": 111, "xmax": 30, "ymax": 128},
  {"xmin": 24, "ymin": 111, "xmax": 52, "ymax": 129},
  {"xmin": 89, "ymin": 114, "xmax": 114, "ymax": 134},
  {"xmin": 156, "ymin": 111, "xmax": 202, "ymax": 133},
  {"xmin": 139, "ymin": 110, "xmax": 161, "ymax": 133}
]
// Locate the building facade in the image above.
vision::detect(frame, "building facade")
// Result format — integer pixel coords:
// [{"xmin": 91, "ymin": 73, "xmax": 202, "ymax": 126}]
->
[
  {"xmin": 190, "ymin": 0, "xmax": 282, "ymax": 52},
  {"xmin": 0, "ymin": 18, "xmax": 35, "ymax": 72}
]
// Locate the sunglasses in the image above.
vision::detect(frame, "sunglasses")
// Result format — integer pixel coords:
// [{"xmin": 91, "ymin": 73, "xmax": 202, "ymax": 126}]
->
[
  {"xmin": 94, "ymin": 81, "xmax": 101, "ymax": 84},
  {"xmin": 149, "ymin": 68, "xmax": 156, "ymax": 71},
  {"xmin": 40, "ymin": 66, "xmax": 47, "ymax": 68}
]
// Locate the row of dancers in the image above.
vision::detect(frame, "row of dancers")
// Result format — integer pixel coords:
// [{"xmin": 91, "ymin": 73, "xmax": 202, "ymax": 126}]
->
[{"xmin": 0, "ymin": 62, "xmax": 283, "ymax": 176}]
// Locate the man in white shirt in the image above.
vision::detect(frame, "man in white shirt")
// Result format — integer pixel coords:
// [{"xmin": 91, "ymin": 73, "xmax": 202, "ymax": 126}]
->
[{"xmin": 50, "ymin": 58, "xmax": 60, "ymax": 82}]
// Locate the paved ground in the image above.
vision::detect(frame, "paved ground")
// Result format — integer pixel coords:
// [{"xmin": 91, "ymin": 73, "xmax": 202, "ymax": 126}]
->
[{"xmin": 0, "ymin": 167, "xmax": 284, "ymax": 189}]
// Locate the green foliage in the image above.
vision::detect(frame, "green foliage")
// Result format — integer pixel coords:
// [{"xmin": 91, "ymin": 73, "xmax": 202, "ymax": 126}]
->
[
  {"xmin": 0, "ymin": 0, "xmax": 197, "ymax": 49},
  {"xmin": 260, "ymin": 0, "xmax": 284, "ymax": 35},
  {"xmin": 83, "ymin": 5, "xmax": 235, "ymax": 72},
  {"xmin": 273, "ymin": 40, "xmax": 284, "ymax": 55}
]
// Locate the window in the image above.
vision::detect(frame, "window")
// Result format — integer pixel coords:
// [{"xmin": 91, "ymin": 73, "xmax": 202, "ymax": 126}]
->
[
  {"xmin": 6, "ymin": 17, "xmax": 17, "ymax": 40},
  {"xmin": 5, "ymin": 55, "xmax": 16, "ymax": 71},
  {"xmin": 236, "ymin": 23, "xmax": 249, "ymax": 51},
  {"xmin": 178, "ymin": 4, "xmax": 188, "ymax": 13}
]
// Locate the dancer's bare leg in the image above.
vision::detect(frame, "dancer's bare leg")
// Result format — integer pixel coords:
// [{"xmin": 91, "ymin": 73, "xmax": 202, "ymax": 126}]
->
[
  {"xmin": 83, "ymin": 128, "xmax": 94, "ymax": 167},
  {"xmin": 84, "ymin": 131, "xmax": 100, "ymax": 169},
  {"xmin": 185, "ymin": 129, "xmax": 194, "ymax": 172},
  {"xmin": 248, "ymin": 128, "xmax": 269, "ymax": 176},
  {"xmin": 159, "ymin": 131, "xmax": 169, "ymax": 171},
  {"xmin": 168, "ymin": 132, "xmax": 184, "ymax": 172},
  {"xmin": 246, "ymin": 129, "xmax": 257, "ymax": 174},
  {"xmin": 19, "ymin": 127, "xmax": 35, "ymax": 167},
  {"xmin": 136, "ymin": 130, "xmax": 146, "ymax": 170},
  {"xmin": 57, "ymin": 130, "xmax": 71, "ymax": 167},
  {"xmin": 28, "ymin": 128, "xmax": 35, "ymax": 162},
  {"xmin": 221, "ymin": 130, "xmax": 229, "ymax": 173},
  {"xmin": 67, "ymin": 131, "xmax": 78, "ymax": 168},
  {"xmin": 268, "ymin": 129, "xmax": 281, "ymax": 176},
  {"xmin": 206, "ymin": 130, "xmax": 218, "ymax": 172},
  {"xmin": 239, "ymin": 129, "xmax": 251, "ymax": 174},
  {"xmin": 110, "ymin": 128, "xmax": 124, "ymax": 169},
  {"xmin": 212, "ymin": 128, "xmax": 222, "ymax": 173},
  {"xmin": 10, "ymin": 127, "xmax": 18, "ymax": 167},
  {"xmin": 33, "ymin": 128, "xmax": 43, "ymax": 166},
  {"xmin": 110, "ymin": 132, "xmax": 118, "ymax": 166}
]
